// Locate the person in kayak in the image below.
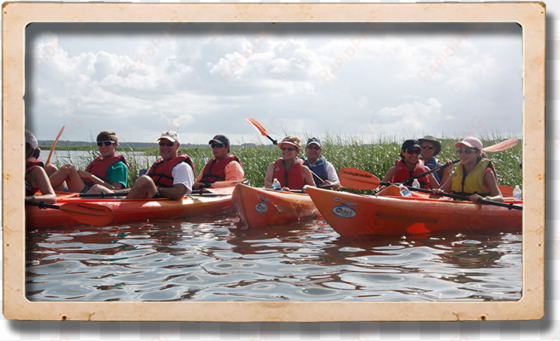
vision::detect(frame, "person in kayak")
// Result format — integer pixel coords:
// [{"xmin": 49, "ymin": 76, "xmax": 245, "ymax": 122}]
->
[
  {"xmin": 125, "ymin": 131, "xmax": 194, "ymax": 200},
  {"xmin": 25, "ymin": 130, "xmax": 57, "ymax": 204},
  {"xmin": 418, "ymin": 135, "xmax": 452, "ymax": 185},
  {"xmin": 192, "ymin": 134, "xmax": 244, "ymax": 190},
  {"xmin": 381, "ymin": 139, "xmax": 440, "ymax": 190},
  {"xmin": 302, "ymin": 136, "xmax": 341, "ymax": 190},
  {"xmin": 47, "ymin": 131, "xmax": 129, "ymax": 194},
  {"xmin": 433, "ymin": 136, "xmax": 504, "ymax": 203},
  {"xmin": 264, "ymin": 135, "xmax": 316, "ymax": 191}
]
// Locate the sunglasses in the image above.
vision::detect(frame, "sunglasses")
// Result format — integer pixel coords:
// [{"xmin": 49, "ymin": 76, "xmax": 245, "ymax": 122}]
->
[
  {"xmin": 456, "ymin": 148, "xmax": 478, "ymax": 155},
  {"xmin": 421, "ymin": 144, "xmax": 435, "ymax": 150},
  {"xmin": 307, "ymin": 145, "xmax": 321, "ymax": 150},
  {"xmin": 159, "ymin": 141, "xmax": 175, "ymax": 147},
  {"xmin": 211, "ymin": 143, "xmax": 225, "ymax": 148},
  {"xmin": 97, "ymin": 141, "xmax": 115, "ymax": 147},
  {"xmin": 406, "ymin": 149, "xmax": 421, "ymax": 155},
  {"xmin": 281, "ymin": 147, "xmax": 296, "ymax": 151}
]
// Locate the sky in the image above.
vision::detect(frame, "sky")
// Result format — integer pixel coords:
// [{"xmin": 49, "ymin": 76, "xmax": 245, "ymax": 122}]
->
[{"xmin": 24, "ymin": 22, "xmax": 523, "ymax": 145}]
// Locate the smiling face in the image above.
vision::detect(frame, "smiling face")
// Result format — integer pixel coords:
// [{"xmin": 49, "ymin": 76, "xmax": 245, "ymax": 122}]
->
[
  {"xmin": 280, "ymin": 143, "xmax": 299, "ymax": 162},
  {"xmin": 97, "ymin": 140, "xmax": 117, "ymax": 159},
  {"xmin": 158, "ymin": 139, "xmax": 179, "ymax": 161},
  {"xmin": 420, "ymin": 141, "xmax": 436, "ymax": 161},
  {"xmin": 456, "ymin": 143, "xmax": 481, "ymax": 165},
  {"xmin": 402, "ymin": 148, "xmax": 421, "ymax": 166},
  {"xmin": 305, "ymin": 143, "xmax": 322, "ymax": 163}
]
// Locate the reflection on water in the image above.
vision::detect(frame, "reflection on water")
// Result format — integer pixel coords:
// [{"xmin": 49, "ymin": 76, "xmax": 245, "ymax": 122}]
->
[{"xmin": 26, "ymin": 216, "xmax": 522, "ymax": 302}]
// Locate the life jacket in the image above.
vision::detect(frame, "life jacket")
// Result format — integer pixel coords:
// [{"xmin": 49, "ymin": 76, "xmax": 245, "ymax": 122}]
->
[
  {"xmin": 392, "ymin": 159, "xmax": 431, "ymax": 189},
  {"xmin": 83, "ymin": 154, "xmax": 128, "ymax": 188},
  {"xmin": 199, "ymin": 155, "xmax": 241, "ymax": 184},
  {"xmin": 273, "ymin": 158, "xmax": 305, "ymax": 190},
  {"xmin": 423, "ymin": 157, "xmax": 441, "ymax": 183},
  {"xmin": 451, "ymin": 158, "xmax": 495, "ymax": 197},
  {"xmin": 147, "ymin": 154, "xmax": 195, "ymax": 188},
  {"xmin": 303, "ymin": 156, "xmax": 328, "ymax": 186},
  {"xmin": 25, "ymin": 159, "xmax": 44, "ymax": 195}
]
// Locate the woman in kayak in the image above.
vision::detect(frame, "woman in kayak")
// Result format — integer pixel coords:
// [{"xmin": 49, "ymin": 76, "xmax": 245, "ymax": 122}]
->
[
  {"xmin": 264, "ymin": 136, "xmax": 316, "ymax": 191},
  {"xmin": 434, "ymin": 137, "xmax": 504, "ymax": 203},
  {"xmin": 48, "ymin": 131, "xmax": 129, "ymax": 193},
  {"xmin": 25, "ymin": 130, "xmax": 57, "ymax": 204},
  {"xmin": 381, "ymin": 139, "xmax": 440, "ymax": 189}
]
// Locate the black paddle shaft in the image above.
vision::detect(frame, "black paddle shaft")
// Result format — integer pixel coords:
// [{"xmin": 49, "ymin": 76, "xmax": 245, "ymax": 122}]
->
[
  {"xmin": 407, "ymin": 187, "xmax": 523, "ymax": 211},
  {"xmin": 25, "ymin": 200, "xmax": 60, "ymax": 210}
]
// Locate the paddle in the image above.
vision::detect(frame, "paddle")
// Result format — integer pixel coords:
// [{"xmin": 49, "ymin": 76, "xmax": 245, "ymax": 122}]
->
[
  {"xmin": 398, "ymin": 138, "xmax": 519, "ymax": 185},
  {"xmin": 79, "ymin": 185, "xmax": 235, "ymax": 198},
  {"xmin": 264, "ymin": 184, "xmax": 334, "ymax": 193},
  {"xmin": 45, "ymin": 126, "xmax": 65, "ymax": 165},
  {"xmin": 26, "ymin": 200, "xmax": 114, "ymax": 225},
  {"xmin": 245, "ymin": 117, "xmax": 324, "ymax": 183},
  {"xmin": 338, "ymin": 168, "xmax": 522, "ymax": 211}
]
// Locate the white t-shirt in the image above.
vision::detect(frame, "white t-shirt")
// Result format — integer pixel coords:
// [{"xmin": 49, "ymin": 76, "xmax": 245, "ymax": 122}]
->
[
  {"xmin": 171, "ymin": 162, "xmax": 194, "ymax": 192},
  {"xmin": 307, "ymin": 159, "xmax": 339, "ymax": 182}
]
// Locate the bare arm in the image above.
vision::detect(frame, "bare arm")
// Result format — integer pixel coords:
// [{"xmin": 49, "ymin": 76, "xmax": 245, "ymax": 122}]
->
[
  {"xmin": 78, "ymin": 170, "xmax": 123, "ymax": 190},
  {"xmin": 470, "ymin": 171, "xmax": 503, "ymax": 203},
  {"xmin": 26, "ymin": 167, "xmax": 57, "ymax": 204},
  {"xmin": 425, "ymin": 166, "xmax": 439, "ymax": 189},
  {"xmin": 264, "ymin": 163, "xmax": 275, "ymax": 188},
  {"xmin": 158, "ymin": 184, "xmax": 188, "ymax": 201}
]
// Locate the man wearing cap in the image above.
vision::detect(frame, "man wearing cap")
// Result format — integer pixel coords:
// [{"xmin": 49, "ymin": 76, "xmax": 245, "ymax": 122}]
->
[
  {"xmin": 381, "ymin": 139, "xmax": 439, "ymax": 190},
  {"xmin": 193, "ymin": 135, "xmax": 244, "ymax": 190},
  {"xmin": 419, "ymin": 135, "xmax": 452, "ymax": 185},
  {"xmin": 25, "ymin": 130, "xmax": 57, "ymax": 204},
  {"xmin": 264, "ymin": 135, "xmax": 316, "ymax": 191},
  {"xmin": 125, "ymin": 131, "xmax": 195, "ymax": 200},
  {"xmin": 302, "ymin": 137, "xmax": 341, "ymax": 190}
]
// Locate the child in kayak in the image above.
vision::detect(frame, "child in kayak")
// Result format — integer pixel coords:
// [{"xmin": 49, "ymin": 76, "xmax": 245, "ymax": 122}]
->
[
  {"xmin": 381, "ymin": 139, "xmax": 440, "ymax": 190},
  {"xmin": 192, "ymin": 134, "xmax": 244, "ymax": 190},
  {"xmin": 48, "ymin": 131, "xmax": 129, "ymax": 193},
  {"xmin": 433, "ymin": 137, "xmax": 504, "ymax": 203},
  {"xmin": 264, "ymin": 135, "xmax": 316, "ymax": 191},
  {"xmin": 25, "ymin": 130, "xmax": 57, "ymax": 204}
]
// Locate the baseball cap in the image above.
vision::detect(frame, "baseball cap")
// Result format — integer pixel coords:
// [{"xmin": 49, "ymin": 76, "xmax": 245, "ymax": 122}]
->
[
  {"xmin": 454, "ymin": 137, "xmax": 483, "ymax": 150},
  {"xmin": 25, "ymin": 130, "xmax": 38, "ymax": 149},
  {"xmin": 208, "ymin": 135, "xmax": 230, "ymax": 146},
  {"xmin": 402, "ymin": 139, "xmax": 421, "ymax": 150},
  {"xmin": 306, "ymin": 137, "xmax": 322, "ymax": 148},
  {"xmin": 158, "ymin": 131, "xmax": 180, "ymax": 143}
]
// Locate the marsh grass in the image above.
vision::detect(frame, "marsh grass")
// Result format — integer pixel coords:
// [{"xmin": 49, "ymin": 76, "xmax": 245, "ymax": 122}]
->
[{"xmin": 50, "ymin": 135, "xmax": 523, "ymax": 190}]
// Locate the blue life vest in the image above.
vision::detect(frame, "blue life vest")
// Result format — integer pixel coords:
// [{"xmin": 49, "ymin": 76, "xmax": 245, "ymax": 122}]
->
[
  {"xmin": 424, "ymin": 157, "xmax": 441, "ymax": 182},
  {"xmin": 303, "ymin": 156, "xmax": 328, "ymax": 186}
]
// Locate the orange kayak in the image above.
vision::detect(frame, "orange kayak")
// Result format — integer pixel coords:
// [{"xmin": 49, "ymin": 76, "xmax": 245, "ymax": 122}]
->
[
  {"xmin": 231, "ymin": 184, "xmax": 319, "ymax": 227},
  {"xmin": 26, "ymin": 191, "xmax": 235, "ymax": 229},
  {"xmin": 306, "ymin": 186, "xmax": 522, "ymax": 236}
]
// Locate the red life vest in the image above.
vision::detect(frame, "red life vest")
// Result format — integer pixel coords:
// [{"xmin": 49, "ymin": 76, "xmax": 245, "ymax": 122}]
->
[
  {"xmin": 392, "ymin": 159, "xmax": 431, "ymax": 189},
  {"xmin": 200, "ymin": 155, "xmax": 242, "ymax": 184},
  {"xmin": 25, "ymin": 159, "xmax": 45, "ymax": 195},
  {"xmin": 84, "ymin": 154, "xmax": 128, "ymax": 188},
  {"xmin": 273, "ymin": 158, "xmax": 305, "ymax": 190},
  {"xmin": 147, "ymin": 154, "xmax": 195, "ymax": 188}
]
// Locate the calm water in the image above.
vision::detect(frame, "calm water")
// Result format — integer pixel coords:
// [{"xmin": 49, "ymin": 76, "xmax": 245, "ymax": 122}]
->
[{"xmin": 26, "ymin": 214, "xmax": 522, "ymax": 302}]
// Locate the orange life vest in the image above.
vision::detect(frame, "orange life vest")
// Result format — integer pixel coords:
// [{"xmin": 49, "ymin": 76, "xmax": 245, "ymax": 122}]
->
[
  {"xmin": 392, "ymin": 159, "xmax": 431, "ymax": 189},
  {"xmin": 147, "ymin": 155, "xmax": 195, "ymax": 188},
  {"xmin": 200, "ymin": 155, "xmax": 242, "ymax": 184},
  {"xmin": 84, "ymin": 154, "xmax": 128, "ymax": 188},
  {"xmin": 273, "ymin": 158, "xmax": 305, "ymax": 190}
]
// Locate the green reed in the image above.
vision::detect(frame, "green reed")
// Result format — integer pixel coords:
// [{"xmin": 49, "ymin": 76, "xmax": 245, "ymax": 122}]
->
[{"xmin": 49, "ymin": 135, "xmax": 523, "ymax": 190}]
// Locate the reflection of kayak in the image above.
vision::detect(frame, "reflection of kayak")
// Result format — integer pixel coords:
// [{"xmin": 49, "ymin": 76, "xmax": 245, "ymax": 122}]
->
[
  {"xmin": 306, "ymin": 186, "xmax": 522, "ymax": 236},
  {"xmin": 26, "ymin": 191, "xmax": 235, "ymax": 228},
  {"xmin": 231, "ymin": 184, "xmax": 319, "ymax": 227}
]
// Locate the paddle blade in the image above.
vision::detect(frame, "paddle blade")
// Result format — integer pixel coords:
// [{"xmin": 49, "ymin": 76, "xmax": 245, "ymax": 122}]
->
[
  {"xmin": 246, "ymin": 118, "xmax": 269, "ymax": 136},
  {"xmin": 339, "ymin": 168, "xmax": 381, "ymax": 190},
  {"xmin": 60, "ymin": 202, "xmax": 114, "ymax": 226},
  {"xmin": 482, "ymin": 138, "xmax": 518, "ymax": 153},
  {"xmin": 46, "ymin": 125, "xmax": 65, "ymax": 165}
]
